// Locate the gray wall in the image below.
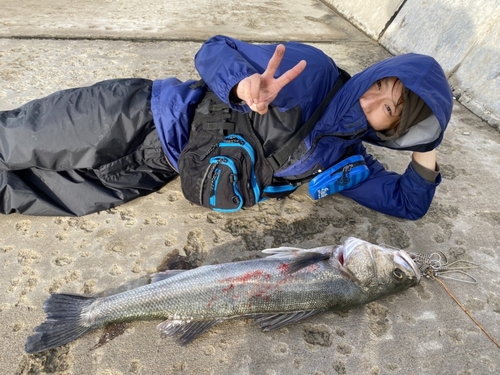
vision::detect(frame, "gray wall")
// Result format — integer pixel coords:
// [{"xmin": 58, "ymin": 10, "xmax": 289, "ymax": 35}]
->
[{"xmin": 324, "ymin": 0, "xmax": 500, "ymax": 130}]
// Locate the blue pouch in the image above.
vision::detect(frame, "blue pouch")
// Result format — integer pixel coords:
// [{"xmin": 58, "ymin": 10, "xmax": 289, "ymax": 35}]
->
[{"xmin": 308, "ymin": 155, "xmax": 370, "ymax": 200}]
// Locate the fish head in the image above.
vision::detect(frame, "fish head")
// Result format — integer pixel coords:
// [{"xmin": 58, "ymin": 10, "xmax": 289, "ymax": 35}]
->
[{"xmin": 337, "ymin": 237, "xmax": 420, "ymax": 297}]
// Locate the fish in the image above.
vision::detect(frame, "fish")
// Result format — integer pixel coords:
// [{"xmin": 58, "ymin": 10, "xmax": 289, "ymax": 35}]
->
[{"xmin": 25, "ymin": 237, "xmax": 420, "ymax": 353}]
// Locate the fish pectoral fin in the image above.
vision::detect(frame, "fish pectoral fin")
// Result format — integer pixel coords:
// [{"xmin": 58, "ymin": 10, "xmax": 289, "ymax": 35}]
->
[
  {"xmin": 157, "ymin": 319, "xmax": 223, "ymax": 346},
  {"xmin": 150, "ymin": 270, "xmax": 187, "ymax": 283},
  {"xmin": 253, "ymin": 310, "xmax": 320, "ymax": 331},
  {"xmin": 262, "ymin": 247, "xmax": 333, "ymax": 273},
  {"xmin": 287, "ymin": 252, "xmax": 331, "ymax": 273}
]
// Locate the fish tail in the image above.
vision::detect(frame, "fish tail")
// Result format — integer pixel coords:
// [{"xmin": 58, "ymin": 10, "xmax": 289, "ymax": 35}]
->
[{"xmin": 25, "ymin": 293, "xmax": 97, "ymax": 354}]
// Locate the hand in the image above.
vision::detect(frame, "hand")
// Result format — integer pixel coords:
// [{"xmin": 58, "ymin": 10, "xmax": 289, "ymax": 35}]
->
[
  {"xmin": 233, "ymin": 44, "xmax": 307, "ymax": 115},
  {"xmin": 412, "ymin": 149, "xmax": 437, "ymax": 170}
]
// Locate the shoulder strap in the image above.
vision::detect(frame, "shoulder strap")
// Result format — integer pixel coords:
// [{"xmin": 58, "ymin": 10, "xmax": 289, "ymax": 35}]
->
[
  {"xmin": 189, "ymin": 79, "xmax": 206, "ymax": 90},
  {"xmin": 266, "ymin": 68, "xmax": 351, "ymax": 170}
]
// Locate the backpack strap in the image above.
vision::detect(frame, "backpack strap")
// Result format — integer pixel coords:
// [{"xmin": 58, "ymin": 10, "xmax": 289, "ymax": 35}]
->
[
  {"xmin": 189, "ymin": 79, "xmax": 207, "ymax": 90},
  {"xmin": 266, "ymin": 68, "xmax": 351, "ymax": 170}
]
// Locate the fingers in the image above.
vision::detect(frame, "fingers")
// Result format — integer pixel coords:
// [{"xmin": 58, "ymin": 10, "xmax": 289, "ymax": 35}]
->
[
  {"xmin": 254, "ymin": 101, "xmax": 269, "ymax": 115},
  {"xmin": 240, "ymin": 74, "xmax": 261, "ymax": 107},
  {"xmin": 236, "ymin": 44, "xmax": 307, "ymax": 114},
  {"xmin": 249, "ymin": 75, "xmax": 261, "ymax": 105},
  {"xmin": 264, "ymin": 45, "xmax": 307, "ymax": 89},
  {"xmin": 238, "ymin": 78, "xmax": 269, "ymax": 114},
  {"xmin": 264, "ymin": 44, "xmax": 286, "ymax": 79},
  {"xmin": 276, "ymin": 59, "xmax": 307, "ymax": 89}
]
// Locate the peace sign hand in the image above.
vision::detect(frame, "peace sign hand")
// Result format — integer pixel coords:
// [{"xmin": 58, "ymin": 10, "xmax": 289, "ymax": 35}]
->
[{"xmin": 232, "ymin": 44, "xmax": 307, "ymax": 115}]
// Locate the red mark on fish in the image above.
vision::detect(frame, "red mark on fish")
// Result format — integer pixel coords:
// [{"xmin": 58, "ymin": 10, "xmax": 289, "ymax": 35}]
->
[
  {"xmin": 251, "ymin": 284, "xmax": 275, "ymax": 301},
  {"xmin": 206, "ymin": 296, "xmax": 218, "ymax": 308},
  {"xmin": 277, "ymin": 263, "xmax": 289, "ymax": 274},
  {"xmin": 306, "ymin": 264, "xmax": 321, "ymax": 272},
  {"xmin": 222, "ymin": 284, "xmax": 234, "ymax": 293},
  {"xmin": 220, "ymin": 270, "xmax": 270, "ymax": 284}
]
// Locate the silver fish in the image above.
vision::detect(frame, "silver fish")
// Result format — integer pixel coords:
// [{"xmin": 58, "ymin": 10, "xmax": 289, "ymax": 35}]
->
[{"xmin": 25, "ymin": 237, "xmax": 420, "ymax": 353}]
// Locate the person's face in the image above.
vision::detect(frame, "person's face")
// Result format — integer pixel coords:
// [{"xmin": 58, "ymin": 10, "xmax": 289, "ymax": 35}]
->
[{"xmin": 359, "ymin": 77, "xmax": 404, "ymax": 131}]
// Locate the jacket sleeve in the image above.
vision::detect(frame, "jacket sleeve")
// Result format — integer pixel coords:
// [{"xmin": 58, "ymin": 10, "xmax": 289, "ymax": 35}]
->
[
  {"xmin": 340, "ymin": 143, "xmax": 441, "ymax": 220},
  {"xmin": 194, "ymin": 35, "xmax": 338, "ymax": 115},
  {"xmin": 194, "ymin": 35, "xmax": 265, "ymax": 110}
]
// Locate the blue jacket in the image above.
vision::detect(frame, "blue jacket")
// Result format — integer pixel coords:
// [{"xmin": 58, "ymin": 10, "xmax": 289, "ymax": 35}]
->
[{"xmin": 151, "ymin": 35, "xmax": 453, "ymax": 220}]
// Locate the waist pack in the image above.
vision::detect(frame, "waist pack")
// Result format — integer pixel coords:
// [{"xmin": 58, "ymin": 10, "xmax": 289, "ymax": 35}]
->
[
  {"xmin": 178, "ymin": 90, "xmax": 297, "ymax": 212},
  {"xmin": 308, "ymin": 155, "xmax": 370, "ymax": 200}
]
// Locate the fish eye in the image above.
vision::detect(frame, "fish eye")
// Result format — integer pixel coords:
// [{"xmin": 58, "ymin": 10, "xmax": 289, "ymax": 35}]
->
[{"xmin": 393, "ymin": 268, "xmax": 404, "ymax": 280}]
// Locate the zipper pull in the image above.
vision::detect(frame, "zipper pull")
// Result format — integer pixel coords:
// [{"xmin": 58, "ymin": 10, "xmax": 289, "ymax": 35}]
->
[
  {"xmin": 200, "ymin": 144, "xmax": 218, "ymax": 160},
  {"xmin": 210, "ymin": 168, "xmax": 220, "ymax": 196},
  {"xmin": 338, "ymin": 164, "xmax": 353, "ymax": 186}
]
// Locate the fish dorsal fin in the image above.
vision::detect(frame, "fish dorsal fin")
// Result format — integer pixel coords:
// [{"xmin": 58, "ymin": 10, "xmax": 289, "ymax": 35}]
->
[
  {"xmin": 262, "ymin": 245, "xmax": 336, "ymax": 259},
  {"xmin": 157, "ymin": 319, "xmax": 223, "ymax": 346},
  {"xmin": 261, "ymin": 246, "xmax": 306, "ymax": 257},
  {"xmin": 262, "ymin": 246, "xmax": 338, "ymax": 274},
  {"xmin": 253, "ymin": 310, "xmax": 320, "ymax": 331},
  {"xmin": 150, "ymin": 270, "xmax": 187, "ymax": 283}
]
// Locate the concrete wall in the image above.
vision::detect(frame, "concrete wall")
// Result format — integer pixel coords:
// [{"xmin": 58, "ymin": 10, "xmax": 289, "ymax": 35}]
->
[{"xmin": 323, "ymin": 0, "xmax": 500, "ymax": 129}]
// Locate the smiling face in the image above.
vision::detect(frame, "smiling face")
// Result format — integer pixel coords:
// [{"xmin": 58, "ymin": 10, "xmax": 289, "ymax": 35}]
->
[{"xmin": 359, "ymin": 77, "xmax": 404, "ymax": 131}]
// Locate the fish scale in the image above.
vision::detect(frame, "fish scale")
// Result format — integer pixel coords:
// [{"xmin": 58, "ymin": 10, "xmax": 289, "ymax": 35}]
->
[{"xmin": 90, "ymin": 259, "xmax": 355, "ymax": 323}]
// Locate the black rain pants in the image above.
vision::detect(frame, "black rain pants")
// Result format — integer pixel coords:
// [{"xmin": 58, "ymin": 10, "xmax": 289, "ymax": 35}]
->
[{"xmin": 0, "ymin": 78, "xmax": 177, "ymax": 216}]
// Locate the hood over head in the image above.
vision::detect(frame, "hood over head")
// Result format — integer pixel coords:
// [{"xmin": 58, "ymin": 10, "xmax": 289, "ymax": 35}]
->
[
  {"xmin": 376, "ymin": 87, "xmax": 433, "ymax": 141},
  {"xmin": 331, "ymin": 53, "xmax": 453, "ymax": 152}
]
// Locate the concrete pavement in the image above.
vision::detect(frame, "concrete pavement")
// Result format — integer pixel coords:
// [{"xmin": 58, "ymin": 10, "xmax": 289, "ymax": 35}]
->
[{"xmin": 1, "ymin": 1, "xmax": 499, "ymax": 374}]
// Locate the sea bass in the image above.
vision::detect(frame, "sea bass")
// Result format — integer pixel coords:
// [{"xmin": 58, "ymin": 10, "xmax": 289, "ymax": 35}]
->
[{"xmin": 25, "ymin": 237, "xmax": 420, "ymax": 353}]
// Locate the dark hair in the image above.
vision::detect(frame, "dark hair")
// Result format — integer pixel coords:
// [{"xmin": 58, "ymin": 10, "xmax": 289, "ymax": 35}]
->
[{"xmin": 389, "ymin": 78, "xmax": 405, "ymax": 129}]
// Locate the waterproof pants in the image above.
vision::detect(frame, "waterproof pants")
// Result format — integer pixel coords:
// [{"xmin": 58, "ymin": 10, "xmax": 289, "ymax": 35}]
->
[{"xmin": 0, "ymin": 78, "xmax": 177, "ymax": 216}]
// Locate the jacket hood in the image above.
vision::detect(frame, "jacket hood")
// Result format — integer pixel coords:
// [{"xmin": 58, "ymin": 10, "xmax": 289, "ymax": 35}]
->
[{"xmin": 327, "ymin": 53, "xmax": 454, "ymax": 152}]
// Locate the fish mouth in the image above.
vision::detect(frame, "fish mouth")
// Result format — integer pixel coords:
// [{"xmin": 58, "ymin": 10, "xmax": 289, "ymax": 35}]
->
[{"xmin": 394, "ymin": 250, "xmax": 421, "ymax": 284}]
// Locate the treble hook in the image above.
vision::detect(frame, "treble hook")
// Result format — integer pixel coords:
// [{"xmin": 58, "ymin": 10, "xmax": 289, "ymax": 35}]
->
[
  {"xmin": 431, "ymin": 259, "xmax": 480, "ymax": 283},
  {"xmin": 409, "ymin": 252, "xmax": 479, "ymax": 284}
]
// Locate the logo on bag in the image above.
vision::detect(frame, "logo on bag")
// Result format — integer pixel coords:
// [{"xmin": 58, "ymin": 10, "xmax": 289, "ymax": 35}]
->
[{"xmin": 317, "ymin": 187, "xmax": 329, "ymax": 199}]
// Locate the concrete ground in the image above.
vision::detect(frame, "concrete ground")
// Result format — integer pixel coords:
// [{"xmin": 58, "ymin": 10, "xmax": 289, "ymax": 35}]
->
[{"xmin": 1, "ymin": 1, "xmax": 499, "ymax": 374}]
